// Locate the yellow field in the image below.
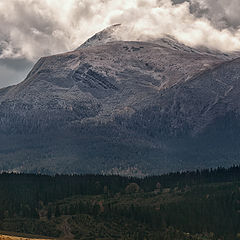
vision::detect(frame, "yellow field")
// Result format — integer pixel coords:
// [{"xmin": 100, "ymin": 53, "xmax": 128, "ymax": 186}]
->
[{"xmin": 0, "ymin": 235, "xmax": 52, "ymax": 240}]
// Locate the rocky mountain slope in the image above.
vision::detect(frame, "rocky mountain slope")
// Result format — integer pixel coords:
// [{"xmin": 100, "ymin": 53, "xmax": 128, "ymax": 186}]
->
[{"xmin": 0, "ymin": 26, "xmax": 240, "ymax": 175}]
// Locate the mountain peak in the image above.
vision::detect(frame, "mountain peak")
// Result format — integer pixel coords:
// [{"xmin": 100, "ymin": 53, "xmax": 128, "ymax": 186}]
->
[
  {"xmin": 76, "ymin": 24, "xmax": 235, "ymax": 61},
  {"xmin": 77, "ymin": 24, "xmax": 121, "ymax": 50}
]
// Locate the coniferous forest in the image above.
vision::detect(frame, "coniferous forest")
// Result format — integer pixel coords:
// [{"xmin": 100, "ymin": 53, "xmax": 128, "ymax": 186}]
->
[{"xmin": 0, "ymin": 166, "xmax": 240, "ymax": 239}]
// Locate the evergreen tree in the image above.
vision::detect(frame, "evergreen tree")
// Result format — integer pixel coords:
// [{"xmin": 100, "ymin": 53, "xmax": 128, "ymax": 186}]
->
[
  {"xmin": 47, "ymin": 206, "xmax": 52, "ymax": 219},
  {"xmin": 55, "ymin": 205, "xmax": 61, "ymax": 218}
]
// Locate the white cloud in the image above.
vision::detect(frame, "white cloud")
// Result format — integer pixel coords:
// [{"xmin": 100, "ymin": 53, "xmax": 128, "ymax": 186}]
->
[
  {"xmin": 190, "ymin": 0, "xmax": 240, "ymax": 29},
  {"xmin": 0, "ymin": 0, "xmax": 240, "ymax": 62}
]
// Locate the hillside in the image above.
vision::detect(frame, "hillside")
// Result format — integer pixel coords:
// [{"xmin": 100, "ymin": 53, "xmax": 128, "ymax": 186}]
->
[
  {"xmin": 0, "ymin": 26, "xmax": 240, "ymax": 174},
  {"xmin": 0, "ymin": 167, "xmax": 240, "ymax": 239}
]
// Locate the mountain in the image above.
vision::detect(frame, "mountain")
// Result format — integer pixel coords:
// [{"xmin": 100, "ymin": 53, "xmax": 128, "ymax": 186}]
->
[{"xmin": 0, "ymin": 25, "xmax": 240, "ymax": 175}]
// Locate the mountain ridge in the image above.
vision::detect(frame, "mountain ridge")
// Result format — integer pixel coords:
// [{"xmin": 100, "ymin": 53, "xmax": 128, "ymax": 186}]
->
[{"xmin": 0, "ymin": 27, "xmax": 240, "ymax": 175}]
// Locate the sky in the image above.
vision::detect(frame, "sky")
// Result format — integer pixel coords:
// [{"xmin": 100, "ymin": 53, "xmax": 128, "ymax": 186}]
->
[{"xmin": 0, "ymin": 0, "xmax": 240, "ymax": 88}]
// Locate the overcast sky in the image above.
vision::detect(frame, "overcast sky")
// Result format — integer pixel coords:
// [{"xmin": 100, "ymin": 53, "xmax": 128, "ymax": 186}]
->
[{"xmin": 1, "ymin": 0, "xmax": 240, "ymax": 88}]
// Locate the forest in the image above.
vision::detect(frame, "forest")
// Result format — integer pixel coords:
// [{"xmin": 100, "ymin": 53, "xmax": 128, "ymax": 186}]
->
[{"xmin": 0, "ymin": 166, "xmax": 240, "ymax": 239}]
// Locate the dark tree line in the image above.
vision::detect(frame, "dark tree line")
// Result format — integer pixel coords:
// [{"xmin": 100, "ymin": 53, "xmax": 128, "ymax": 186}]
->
[{"xmin": 0, "ymin": 166, "xmax": 240, "ymax": 239}]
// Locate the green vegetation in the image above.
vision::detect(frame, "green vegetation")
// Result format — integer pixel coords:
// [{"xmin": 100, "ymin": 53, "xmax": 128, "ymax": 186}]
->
[{"xmin": 0, "ymin": 166, "xmax": 240, "ymax": 239}]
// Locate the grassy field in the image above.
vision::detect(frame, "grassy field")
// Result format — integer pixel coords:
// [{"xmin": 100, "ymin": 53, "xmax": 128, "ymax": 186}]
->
[
  {"xmin": 0, "ymin": 231, "xmax": 54, "ymax": 240},
  {"xmin": 0, "ymin": 235, "xmax": 52, "ymax": 240}
]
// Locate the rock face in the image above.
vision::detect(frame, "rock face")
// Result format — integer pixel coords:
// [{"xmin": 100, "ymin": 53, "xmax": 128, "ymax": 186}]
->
[{"xmin": 0, "ymin": 26, "xmax": 240, "ymax": 175}]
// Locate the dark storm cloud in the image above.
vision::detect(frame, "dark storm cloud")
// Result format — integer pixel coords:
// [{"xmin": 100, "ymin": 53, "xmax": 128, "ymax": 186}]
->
[
  {"xmin": 0, "ymin": 63, "xmax": 32, "ymax": 88},
  {"xmin": 172, "ymin": 0, "xmax": 189, "ymax": 4},
  {"xmin": 0, "ymin": 58, "xmax": 32, "ymax": 71}
]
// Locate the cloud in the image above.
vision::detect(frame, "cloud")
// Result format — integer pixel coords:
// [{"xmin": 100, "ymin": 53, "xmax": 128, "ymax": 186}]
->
[
  {"xmin": 190, "ymin": 0, "xmax": 240, "ymax": 29},
  {"xmin": 0, "ymin": 0, "xmax": 240, "ymax": 64}
]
